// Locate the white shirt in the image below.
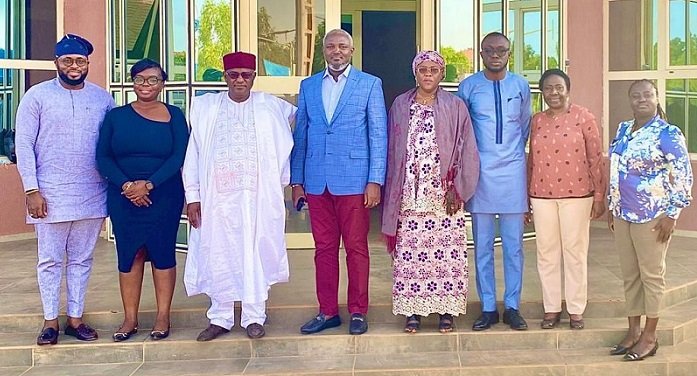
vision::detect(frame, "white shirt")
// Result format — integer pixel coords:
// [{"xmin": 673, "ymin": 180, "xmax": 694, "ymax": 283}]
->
[{"xmin": 321, "ymin": 65, "xmax": 351, "ymax": 123}]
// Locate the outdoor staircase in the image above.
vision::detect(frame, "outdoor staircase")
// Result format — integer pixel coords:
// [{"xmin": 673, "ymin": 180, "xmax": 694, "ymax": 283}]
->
[
  {"xmin": 2, "ymin": 294, "xmax": 697, "ymax": 375},
  {"xmin": 2, "ymin": 231, "xmax": 697, "ymax": 375}
]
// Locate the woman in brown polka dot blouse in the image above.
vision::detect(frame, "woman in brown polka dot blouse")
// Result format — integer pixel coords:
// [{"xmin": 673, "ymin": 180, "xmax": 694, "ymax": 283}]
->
[{"xmin": 527, "ymin": 69, "xmax": 606, "ymax": 330}]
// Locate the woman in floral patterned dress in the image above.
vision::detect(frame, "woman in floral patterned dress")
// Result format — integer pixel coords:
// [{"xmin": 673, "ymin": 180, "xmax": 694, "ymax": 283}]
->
[
  {"xmin": 608, "ymin": 79, "xmax": 693, "ymax": 360},
  {"xmin": 382, "ymin": 51, "xmax": 479, "ymax": 333}
]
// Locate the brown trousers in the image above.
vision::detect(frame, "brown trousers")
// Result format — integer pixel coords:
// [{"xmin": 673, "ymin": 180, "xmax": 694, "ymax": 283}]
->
[{"xmin": 613, "ymin": 217, "xmax": 670, "ymax": 318}]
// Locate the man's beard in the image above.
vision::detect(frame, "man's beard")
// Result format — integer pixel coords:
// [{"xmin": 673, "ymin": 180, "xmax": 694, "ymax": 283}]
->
[
  {"xmin": 58, "ymin": 70, "xmax": 88, "ymax": 86},
  {"xmin": 328, "ymin": 62, "xmax": 349, "ymax": 72}
]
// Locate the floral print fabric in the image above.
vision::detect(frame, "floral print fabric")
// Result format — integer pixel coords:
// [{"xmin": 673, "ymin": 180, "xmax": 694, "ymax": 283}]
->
[
  {"xmin": 392, "ymin": 102, "xmax": 469, "ymax": 316},
  {"xmin": 609, "ymin": 116, "xmax": 693, "ymax": 223}
]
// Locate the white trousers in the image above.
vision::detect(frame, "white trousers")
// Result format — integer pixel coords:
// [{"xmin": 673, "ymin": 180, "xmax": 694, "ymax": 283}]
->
[
  {"xmin": 207, "ymin": 296, "xmax": 266, "ymax": 330},
  {"xmin": 35, "ymin": 218, "xmax": 104, "ymax": 320},
  {"xmin": 531, "ymin": 197, "xmax": 593, "ymax": 315}
]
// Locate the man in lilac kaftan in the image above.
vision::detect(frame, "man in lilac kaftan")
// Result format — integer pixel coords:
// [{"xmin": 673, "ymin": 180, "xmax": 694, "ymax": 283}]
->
[{"xmin": 15, "ymin": 34, "xmax": 115, "ymax": 345}]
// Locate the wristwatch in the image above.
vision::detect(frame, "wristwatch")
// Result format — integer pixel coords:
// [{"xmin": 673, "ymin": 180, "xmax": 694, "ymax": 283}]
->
[{"xmin": 145, "ymin": 181, "xmax": 154, "ymax": 190}]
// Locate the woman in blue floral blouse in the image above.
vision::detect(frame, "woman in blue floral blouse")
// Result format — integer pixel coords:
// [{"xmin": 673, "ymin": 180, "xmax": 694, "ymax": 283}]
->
[{"xmin": 608, "ymin": 80, "xmax": 693, "ymax": 361}]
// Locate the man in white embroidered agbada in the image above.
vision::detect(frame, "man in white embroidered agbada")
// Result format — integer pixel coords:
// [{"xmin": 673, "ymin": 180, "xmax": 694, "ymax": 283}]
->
[{"xmin": 182, "ymin": 51, "xmax": 296, "ymax": 341}]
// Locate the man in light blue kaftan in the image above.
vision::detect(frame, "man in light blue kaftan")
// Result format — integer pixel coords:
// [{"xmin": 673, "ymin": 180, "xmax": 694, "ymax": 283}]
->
[
  {"xmin": 15, "ymin": 34, "xmax": 115, "ymax": 345},
  {"xmin": 457, "ymin": 32, "xmax": 532, "ymax": 331}
]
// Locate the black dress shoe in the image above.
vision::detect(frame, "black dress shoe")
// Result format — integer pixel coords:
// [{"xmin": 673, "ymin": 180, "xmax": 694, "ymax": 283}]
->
[
  {"xmin": 196, "ymin": 324, "xmax": 229, "ymax": 342},
  {"xmin": 503, "ymin": 308, "xmax": 528, "ymax": 330},
  {"xmin": 300, "ymin": 313, "xmax": 342, "ymax": 334},
  {"xmin": 349, "ymin": 313, "xmax": 368, "ymax": 335},
  {"xmin": 65, "ymin": 323, "xmax": 98, "ymax": 341},
  {"xmin": 472, "ymin": 311, "xmax": 499, "ymax": 331},
  {"xmin": 37, "ymin": 327, "xmax": 59, "ymax": 346}
]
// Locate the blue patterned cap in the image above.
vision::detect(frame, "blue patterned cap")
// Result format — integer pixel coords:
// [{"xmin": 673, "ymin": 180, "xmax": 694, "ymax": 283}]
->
[{"xmin": 55, "ymin": 34, "xmax": 93, "ymax": 58}]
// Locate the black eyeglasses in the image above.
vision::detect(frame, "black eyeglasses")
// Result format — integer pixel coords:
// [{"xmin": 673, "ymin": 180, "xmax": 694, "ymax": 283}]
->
[
  {"xmin": 482, "ymin": 48, "xmax": 510, "ymax": 57},
  {"xmin": 225, "ymin": 71, "xmax": 255, "ymax": 80},
  {"xmin": 133, "ymin": 76, "xmax": 163, "ymax": 85},
  {"xmin": 416, "ymin": 67, "xmax": 443, "ymax": 75},
  {"xmin": 58, "ymin": 57, "xmax": 88, "ymax": 67}
]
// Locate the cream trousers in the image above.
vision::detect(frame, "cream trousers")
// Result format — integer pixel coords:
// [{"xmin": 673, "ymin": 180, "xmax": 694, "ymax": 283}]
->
[
  {"xmin": 613, "ymin": 217, "xmax": 669, "ymax": 318},
  {"xmin": 531, "ymin": 197, "xmax": 593, "ymax": 314}
]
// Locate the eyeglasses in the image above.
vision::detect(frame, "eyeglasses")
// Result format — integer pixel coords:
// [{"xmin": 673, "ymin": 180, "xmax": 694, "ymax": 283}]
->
[
  {"xmin": 133, "ymin": 76, "xmax": 164, "ymax": 85},
  {"xmin": 58, "ymin": 57, "xmax": 88, "ymax": 67},
  {"xmin": 416, "ymin": 67, "xmax": 443, "ymax": 75},
  {"xmin": 225, "ymin": 71, "xmax": 255, "ymax": 80},
  {"xmin": 482, "ymin": 48, "xmax": 510, "ymax": 57},
  {"xmin": 542, "ymin": 85, "xmax": 566, "ymax": 94}
]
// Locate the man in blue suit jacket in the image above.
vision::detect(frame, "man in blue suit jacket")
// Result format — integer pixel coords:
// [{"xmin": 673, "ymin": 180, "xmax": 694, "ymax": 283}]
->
[{"xmin": 291, "ymin": 29, "xmax": 387, "ymax": 335}]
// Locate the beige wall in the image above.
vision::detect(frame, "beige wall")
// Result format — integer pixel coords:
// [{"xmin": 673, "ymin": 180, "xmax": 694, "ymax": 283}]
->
[
  {"xmin": 63, "ymin": 0, "xmax": 108, "ymax": 89},
  {"xmin": 566, "ymin": 0, "xmax": 603, "ymax": 129}
]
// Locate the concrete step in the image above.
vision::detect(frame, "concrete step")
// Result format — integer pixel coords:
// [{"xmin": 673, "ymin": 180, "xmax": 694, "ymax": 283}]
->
[
  {"xmin": 1, "ymin": 283, "xmax": 695, "ymax": 334},
  {"xmin": 2, "ymin": 343, "xmax": 697, "ymax": 376},
  {"xmin": 1, "ymin": 303, "xmax": 696, "ymax": 369}
]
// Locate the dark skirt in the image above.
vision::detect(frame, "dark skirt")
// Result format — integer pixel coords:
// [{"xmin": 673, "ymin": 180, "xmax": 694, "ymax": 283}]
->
[{"xmin": 108, "ymin": 175, "xmax": 184, "ymax": 273}]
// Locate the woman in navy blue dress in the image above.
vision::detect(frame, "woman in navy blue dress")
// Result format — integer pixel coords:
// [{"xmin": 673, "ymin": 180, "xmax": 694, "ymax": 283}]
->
[{"xmin": 97, "ymin": 59, "xmax": 189, "ymax": 341}]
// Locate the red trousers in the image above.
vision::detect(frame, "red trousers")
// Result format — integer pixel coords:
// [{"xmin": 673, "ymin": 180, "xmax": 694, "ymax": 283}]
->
[{"xmin": 306, "ymin": 189, "xmax": 370, "ymax": 316}]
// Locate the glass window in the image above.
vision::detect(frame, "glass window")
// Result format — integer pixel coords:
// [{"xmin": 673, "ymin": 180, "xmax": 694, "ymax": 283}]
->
[
  {"xmin": 111, "ymin": 0, "xmax": 122, "ymax": 83},
  {"xmin": 111, "ymin": 90, "xmax": 124, "ymax": 106},
  {"xmin": 257, "ymin": 0, "xmax": 326, "ymax": 76},
  {"xmin": 166, "ymin": 1, "xmax": 187, "ymax": 82},
  {"xmin": 438, "ymin": 0, "xmax": 475, "ymax": 83},
  {"xmin": 666, "ymin": 78, "xmax": 697, "ymax": 152},
  {"xmin": 532, "ymin": 91, "xmax": 543, "ymax": 114},
  {"xmin": 0, "ymin": 0, "xmax": 10, "ymax": 59},
  {"xmin": 481, "ymin": 0, "xmax": 503, "ymax": 36},
  {"xmin": 609, "ymin": 0, "xmax": 658, "ymax": 71},
  {"xmin": 166, "ymin": 89, "xmax": 188, "ymax": 115},
  {"xmin": 126, "ymin": 0, "xmax": 161, "ymax": 75},
  {"xmin": 194, "ymin": 89, "xmax": 226, "ymax": 96},
  {"xmin": 0, "ymin": 69, "xmax": 18, "ymax": 135},
  {"xmin": 508, "ymin": 0, "xmax": 542, "ymax": 78},
  {"xmin": 126, "ymin": 90, "xmax": 137, "ymax": 104},
  {"xmin": 669, "ymin": 0, "xmax": 697, "ymax": 66},
  {"xmin": 547, "ymin": 0, "xmax": 561, "ymax": 69},
  {"xmin": 193, "ymin": 0, "xmax": 233, "ymax": 82}
]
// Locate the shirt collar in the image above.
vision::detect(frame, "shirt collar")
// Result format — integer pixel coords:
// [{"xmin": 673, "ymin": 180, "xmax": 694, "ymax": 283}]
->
[{"xmin": 323, "ymin": 64, "xmax": 352, "ymax": 80}]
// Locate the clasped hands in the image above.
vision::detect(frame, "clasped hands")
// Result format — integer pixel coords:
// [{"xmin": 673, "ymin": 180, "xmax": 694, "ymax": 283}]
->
[{"xmin": 121, "ymin": 180, "xmax": 152, "ymax": 207}]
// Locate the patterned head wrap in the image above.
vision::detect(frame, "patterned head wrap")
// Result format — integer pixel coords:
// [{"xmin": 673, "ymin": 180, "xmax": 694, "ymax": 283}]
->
[{"xmin": 411, "ymin": 50, "xmax": 445, "ymax": 76}]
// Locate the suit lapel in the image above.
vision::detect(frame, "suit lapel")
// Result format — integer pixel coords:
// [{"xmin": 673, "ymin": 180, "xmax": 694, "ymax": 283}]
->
[
  {"xmin": 329, "ymin": 68, "xmax": 359, "ymax": 126},
  {"xmin": 311, "ymin": 74, "xmax": 329, "ymax": 127}
]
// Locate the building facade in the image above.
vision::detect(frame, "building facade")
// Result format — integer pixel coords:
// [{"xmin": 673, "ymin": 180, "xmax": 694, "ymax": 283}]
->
[{"xmin": 1, "ymin": 0, "xmax": 696, "ymax": 242}]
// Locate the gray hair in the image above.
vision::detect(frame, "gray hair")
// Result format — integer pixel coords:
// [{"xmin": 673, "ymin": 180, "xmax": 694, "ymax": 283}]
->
[{"xmin": 323, "ymin": 29, "xmax": 353, "ymax": 47}]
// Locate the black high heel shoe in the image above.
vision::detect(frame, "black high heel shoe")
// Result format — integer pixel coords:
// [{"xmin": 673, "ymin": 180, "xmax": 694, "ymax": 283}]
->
[{"xmin": 623, "ymin": 341, "xmax": 659, "ymax": 361}]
